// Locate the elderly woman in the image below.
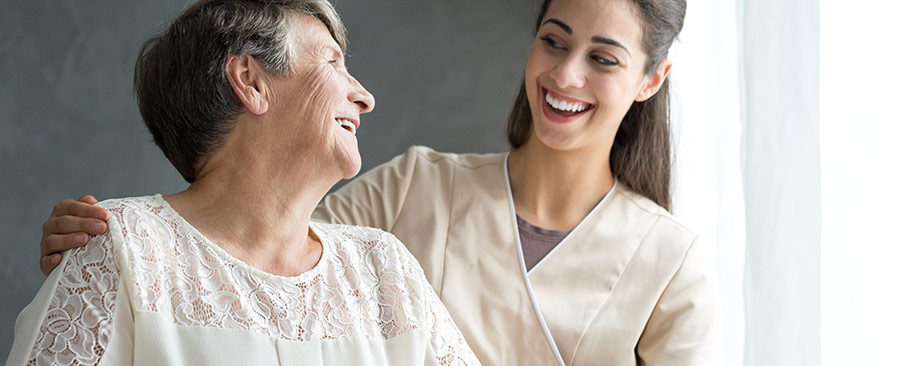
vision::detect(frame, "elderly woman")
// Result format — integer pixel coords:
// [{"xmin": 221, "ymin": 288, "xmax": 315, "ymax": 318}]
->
[{"xmin": 7, "ymin": 0, "xmax": 480, "ymax": 365}]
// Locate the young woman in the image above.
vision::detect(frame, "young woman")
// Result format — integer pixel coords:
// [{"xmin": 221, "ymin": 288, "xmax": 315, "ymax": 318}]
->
[{"xmin": 37, "ymin": 0, "xmax": 716, "ymax": 364}]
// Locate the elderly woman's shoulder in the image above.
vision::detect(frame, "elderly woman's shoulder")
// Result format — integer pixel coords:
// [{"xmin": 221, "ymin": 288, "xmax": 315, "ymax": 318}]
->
[
  {"xmin": 93, "ymin": 195, "xmax": 164, "ymax": 219},
  {"xmin": 311, "ymin": 222, "xmax": 424, "ymax": 269},
  {"xmin": 91, "ymin": 195, "xmax": 185, "ymax": 247},
  {"xmin": 59, "ymin": 196, "xmax": 164, "ymax": 263},
  {"xmin": 312, "ymin": 221, "xmax": 403, "ymax": 249}
]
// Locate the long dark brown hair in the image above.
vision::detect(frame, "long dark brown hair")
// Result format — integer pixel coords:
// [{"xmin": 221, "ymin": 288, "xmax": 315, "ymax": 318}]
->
[{"xmin": 506, "ymin": 0, "xmax": 686, "ymax": 210}]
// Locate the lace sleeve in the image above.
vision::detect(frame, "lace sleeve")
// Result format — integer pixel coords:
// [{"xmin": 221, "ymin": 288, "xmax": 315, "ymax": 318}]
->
[
  {"xmin": 424, "ymin": 281, "xmax": 482, "ymax": 366},
  {"xmin": 389, "ymin": 235, "xmax": 481, "ymax": 366},
  {"xmin": 25, "ymin": 230, "xmax": 121, "ymax": 365}
]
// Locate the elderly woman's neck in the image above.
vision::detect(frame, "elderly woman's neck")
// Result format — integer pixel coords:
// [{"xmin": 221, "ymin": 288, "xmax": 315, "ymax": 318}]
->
[{"xmin": 164, "ymin": 149, "xmax": 338, "ymax": 276}]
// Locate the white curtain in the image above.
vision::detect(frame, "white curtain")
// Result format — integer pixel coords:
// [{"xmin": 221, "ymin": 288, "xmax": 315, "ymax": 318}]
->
[
  {"xmin": 739, "ymin": 0, "xmax": 822, "ymax": 365},
  {"xmin": 670, "ymin": 0, "xmax": 746, "ymax": 365},
  {"xmin": 820, "ymin": 1, "xmax": 905, "ymax": 365},
  {"xmin": 674, "ymin": 0, "xmax": 905, "ymax": 364}
]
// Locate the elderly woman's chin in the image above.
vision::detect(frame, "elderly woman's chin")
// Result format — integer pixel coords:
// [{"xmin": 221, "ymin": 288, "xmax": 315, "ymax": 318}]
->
[
  {"xmin": 333, "ymin": 128, "xmax": 363, "ymax": 179},
  {"xmin": 339, "ymin": 153, "xmax": 362, "ymax": 179}
]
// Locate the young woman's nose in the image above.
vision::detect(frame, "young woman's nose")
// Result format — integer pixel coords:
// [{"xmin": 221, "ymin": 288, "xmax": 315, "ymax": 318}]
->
[{"xmin": 550, "ymin": 53, "xmax": 586, "ymax": 90}]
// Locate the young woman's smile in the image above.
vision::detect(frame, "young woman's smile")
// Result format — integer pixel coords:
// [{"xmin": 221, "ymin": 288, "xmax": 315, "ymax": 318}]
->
[
  {"xmin": 541, "ymin": 87, "xmax": 596, "ymax": 123},
  {"xmin": 524, "ymin": 0, "xmax": 652, "ymax": 151}
]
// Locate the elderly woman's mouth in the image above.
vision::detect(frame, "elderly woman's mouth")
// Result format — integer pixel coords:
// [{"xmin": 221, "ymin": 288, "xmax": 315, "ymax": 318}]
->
[{"xmin": 336, "ymin": 118, "xmax": 357, "ymax": 135}]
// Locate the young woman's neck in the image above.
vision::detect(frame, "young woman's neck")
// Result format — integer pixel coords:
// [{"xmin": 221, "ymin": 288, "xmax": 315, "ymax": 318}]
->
[
  {"xmin": 164, "ymin": 134, "xmax": 339, "ymax": 276},
  {"xmin": 508, "ymin": 137, "xmax": 615, "ymax": 231}
]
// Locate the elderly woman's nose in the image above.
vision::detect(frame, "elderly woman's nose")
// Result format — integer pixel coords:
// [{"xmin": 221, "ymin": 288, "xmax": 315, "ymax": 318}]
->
[
  {"xmin": 551, "ymin": 54, "xmax": 586, "ymax": 90},
  {"xmin": 348, "ymin": 76, "xmax": 375, "ymax": 114}
]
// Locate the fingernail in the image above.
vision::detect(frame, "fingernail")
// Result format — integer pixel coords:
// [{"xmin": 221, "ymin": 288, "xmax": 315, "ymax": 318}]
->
[
  {"xmin": 75, "ymin": 233, "xmax": 88, "ymax": 243},
  {"xmin": 96, "ymin": 211, "xmax": 107, "ymax": 220},
  {"xmin": 51, "ymin": 256, "xmax": 60, "ymax": 264},
  {"xmin": 93, "ymin": 223, "xmax": 106, "ymax": 233}
]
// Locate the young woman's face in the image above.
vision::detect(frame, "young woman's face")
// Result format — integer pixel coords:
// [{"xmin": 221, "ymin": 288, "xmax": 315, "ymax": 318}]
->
[{"xmin": 524, "ymin": 0, "xmax": 662, "ymax": 153}]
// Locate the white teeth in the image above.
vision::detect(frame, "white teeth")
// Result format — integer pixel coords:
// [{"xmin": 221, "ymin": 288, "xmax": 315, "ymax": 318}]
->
[
  {"xmin": 335, "ymin": 119, "xmax": 356, "ymax": 135},
  {"xmin": 545, "ymin": 92, "xmax": 590, "ymax": 113}
]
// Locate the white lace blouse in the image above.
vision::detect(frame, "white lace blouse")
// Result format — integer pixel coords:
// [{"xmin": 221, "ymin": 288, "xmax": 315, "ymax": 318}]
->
[{"xmin": 7, "ymin": 195, "xmax": 480, "ymax": 366}]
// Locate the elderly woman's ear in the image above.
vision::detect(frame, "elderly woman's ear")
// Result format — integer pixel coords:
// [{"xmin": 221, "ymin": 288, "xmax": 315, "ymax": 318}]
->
[{"xmin": 225, "ymin": 54, "xmax": 270, "ymax": 115}]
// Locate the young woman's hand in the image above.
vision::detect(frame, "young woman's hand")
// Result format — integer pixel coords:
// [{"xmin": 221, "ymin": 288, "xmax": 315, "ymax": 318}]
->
[{"xmin": 40, "ymin": 195, "xmax": 109, "ymax": 275}]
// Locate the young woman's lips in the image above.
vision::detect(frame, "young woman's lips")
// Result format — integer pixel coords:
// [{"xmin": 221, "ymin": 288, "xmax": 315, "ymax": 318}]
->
[{"xmin": 541, "ymin": 88, "xmax": 595, "ymax": 124}]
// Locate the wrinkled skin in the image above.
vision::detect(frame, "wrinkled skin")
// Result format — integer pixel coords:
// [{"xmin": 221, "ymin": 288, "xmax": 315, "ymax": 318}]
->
[{"xmin": 38, "ymin": 15, "xmax": 374, "ymax": 276}]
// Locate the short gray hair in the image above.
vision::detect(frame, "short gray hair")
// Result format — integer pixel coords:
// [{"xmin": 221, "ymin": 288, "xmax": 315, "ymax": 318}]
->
[{"xmin": 135, "ymin": 0, "xmax": 347, "ymax": 182}]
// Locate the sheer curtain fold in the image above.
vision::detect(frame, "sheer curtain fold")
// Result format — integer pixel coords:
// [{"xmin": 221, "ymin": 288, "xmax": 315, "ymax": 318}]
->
[
  {"xmin": 738, "ymin": 0, "xmax": 822, "ymax": 365},
  {"xmin": 670, "ymin": 1, "xmax": 745, "ymax": 365},
  {"xmin": 820, "ymin": 1, "xmax": 905, "ymax": 365},
  {"xmin": 680, "ymin": 1, "xmax": 902, "ymax": 364}
]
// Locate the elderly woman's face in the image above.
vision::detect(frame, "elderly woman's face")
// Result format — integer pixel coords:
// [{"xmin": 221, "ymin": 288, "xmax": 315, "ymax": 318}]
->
[{"xmin": 267, "ymin": 15, "xmax": 374, "ymax": 178}]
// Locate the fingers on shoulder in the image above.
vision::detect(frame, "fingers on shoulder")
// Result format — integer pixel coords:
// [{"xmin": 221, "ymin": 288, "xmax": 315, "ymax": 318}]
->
[
  {"xmin": 44, "ymin": 215, "xmax": 107, "ymax": 236},
  {"xmin": 50, "ymin": 197, "xmax": 107, "ymax": 219},
  {"xmin": 78, "ymin": 195, "xmax": 99, "ymax": 205},
  {"xmin": 40, "ymin": 253, "xmax": 63, "ymax": 276},
  {"xmin": 42, "ymin": 232, "xmax": 90, "ymax": 255}
]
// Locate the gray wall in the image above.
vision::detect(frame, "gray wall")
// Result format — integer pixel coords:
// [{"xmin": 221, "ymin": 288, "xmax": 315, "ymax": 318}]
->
[{"xmin": 0, "ymin": 0, "xmax": 537, "ymax": 357}]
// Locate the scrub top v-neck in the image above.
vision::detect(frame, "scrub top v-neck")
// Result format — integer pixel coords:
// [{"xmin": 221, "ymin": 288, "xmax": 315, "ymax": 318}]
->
[{"xmin": 313, "ymin": 145, "xmax": 719, "ymax": 366}]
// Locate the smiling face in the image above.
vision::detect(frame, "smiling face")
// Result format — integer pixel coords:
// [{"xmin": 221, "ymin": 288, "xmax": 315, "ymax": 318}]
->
[
  {"xmin": 266, "ymin": 14, "xmax": 374, "ymax": 179},
  {"xmin": 524, "ymin": 0, "xmax": 664, "ymax": 153}
]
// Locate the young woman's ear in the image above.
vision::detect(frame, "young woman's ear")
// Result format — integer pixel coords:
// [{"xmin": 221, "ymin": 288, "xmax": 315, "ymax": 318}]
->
[
  {"xmin": 635, "ymin": 59, "xmax": 672, "ymax": 102},
  {"xmin": 224, "ymin": 54, "xmax": 270, "ymax": 115}
]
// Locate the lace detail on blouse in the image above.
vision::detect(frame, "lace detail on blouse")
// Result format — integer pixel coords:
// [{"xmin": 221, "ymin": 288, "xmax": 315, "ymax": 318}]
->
[
  {"xmin": 27, "ymin": 212, "xmax": 121, "ymax": 365},
  {"xmin": 25, "ymin": 196, "xmax": 478, "ymax": 365}
]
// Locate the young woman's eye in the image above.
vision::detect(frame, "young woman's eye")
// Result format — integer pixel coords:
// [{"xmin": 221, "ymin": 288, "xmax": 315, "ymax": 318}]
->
[
  {"xmin": 541, "ymin": 36, "xmax": 566, "ymax": 50},
  {"xmin": 591, "ymin": 54, "xmax": 618, "ymax": 66}
]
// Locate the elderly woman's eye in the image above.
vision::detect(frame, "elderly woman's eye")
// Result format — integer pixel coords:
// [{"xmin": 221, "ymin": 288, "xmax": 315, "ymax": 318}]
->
[{"xmin": 540, "ymin": 36, "xmax": 565, "ymax": 50}]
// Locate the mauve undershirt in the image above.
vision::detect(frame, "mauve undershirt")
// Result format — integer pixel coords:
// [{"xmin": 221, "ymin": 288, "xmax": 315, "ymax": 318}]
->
[{"xmin": 516, "ymin": 215, "xmax": 571, "ymax": 272}]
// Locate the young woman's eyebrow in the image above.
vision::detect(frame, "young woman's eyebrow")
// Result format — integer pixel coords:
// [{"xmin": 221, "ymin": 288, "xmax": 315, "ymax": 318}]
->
[
  {"xmin": 592, "ymin": 36, "xmax": 631, "ymax": 57},
  {"xmin": 542, "ymin": 18, "xmax": 631, "ymax": 57},
  {"xmin": 542, "ymin": 18, "xmax": 572, "ymax": 34}
]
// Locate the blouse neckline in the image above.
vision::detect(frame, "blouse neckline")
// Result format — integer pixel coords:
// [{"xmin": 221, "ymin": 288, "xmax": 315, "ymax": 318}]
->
[{"xmin": 151, "ymin": 193, "xmax": 330, "ymax": 284}]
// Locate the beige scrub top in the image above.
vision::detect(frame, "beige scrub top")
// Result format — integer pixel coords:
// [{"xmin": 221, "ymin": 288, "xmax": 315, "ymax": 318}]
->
[{"xmin": 313, "ymin": 146, "xmax": 718, "ymax": 366}]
